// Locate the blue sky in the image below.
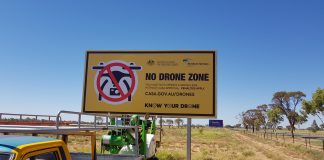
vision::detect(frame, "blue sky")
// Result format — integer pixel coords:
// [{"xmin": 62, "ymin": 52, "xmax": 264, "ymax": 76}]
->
[{"xmin": 0, "ymin": 1, "xmax": 323, "ymax": 126}]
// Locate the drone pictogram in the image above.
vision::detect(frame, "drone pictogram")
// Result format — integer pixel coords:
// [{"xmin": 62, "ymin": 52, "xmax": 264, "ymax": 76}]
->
[{"xmin": 92, "ymin": 61, "xmax": 142, "ymax": 105}]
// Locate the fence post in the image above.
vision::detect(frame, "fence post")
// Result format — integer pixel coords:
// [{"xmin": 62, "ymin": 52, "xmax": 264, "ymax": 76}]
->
[
  {"xmin": 106, "ymin": 116, "xmax": 109, "ymax": 128},
  {"xmin": 309, "ymin": 139, "xmax": 311, "ymax": 149},
  {"xmin": 94, "ymin": 115, "xmax": 97, "ymax": 128},
  {"xmin": 78, "ymin": 113, "xmax": 81, "ymax": 128}
]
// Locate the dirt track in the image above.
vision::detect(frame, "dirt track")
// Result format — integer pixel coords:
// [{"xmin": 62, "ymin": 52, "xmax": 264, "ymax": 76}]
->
[{"xmin": 234, "ymin": 132, "xmax": 305, "ymax": 160}]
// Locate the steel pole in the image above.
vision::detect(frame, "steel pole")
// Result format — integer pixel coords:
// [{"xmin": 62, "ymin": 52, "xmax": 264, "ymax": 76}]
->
[
  {"xmin": 160, "ymin": 116, "xmax": 162, "ymax": 143},
  {"xmin": 187, "ymin": 118, "xmax": 191, "ymax": 160}
]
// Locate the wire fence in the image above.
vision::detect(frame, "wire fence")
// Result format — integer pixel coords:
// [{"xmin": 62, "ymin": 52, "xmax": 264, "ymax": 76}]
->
[{"xmin": 231, "ymin": 128, "xmax": 324, "ymax": 152}]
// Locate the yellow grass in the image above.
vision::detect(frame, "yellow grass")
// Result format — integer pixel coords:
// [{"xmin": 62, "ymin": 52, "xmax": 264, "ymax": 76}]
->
[
  {"xmin": 60, "ymin": 128, "xmax": 324, "ymax": 159},
  {"xmin": 156, "ymin": 128, "xmax": 324, "ymax": 160},
  {"xmin": 158, "ymin": 127, "xmax": 275, "ymax": 160}
]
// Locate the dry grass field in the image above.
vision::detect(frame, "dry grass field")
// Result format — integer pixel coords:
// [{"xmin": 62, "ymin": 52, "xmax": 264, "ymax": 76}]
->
[
  {"xmin": 156, "ymin": 128, "xmax": 324, "ymax": 160},
  {"xmin": 62, "ymin": 128, "xmax": 324, "ymax": 160}
]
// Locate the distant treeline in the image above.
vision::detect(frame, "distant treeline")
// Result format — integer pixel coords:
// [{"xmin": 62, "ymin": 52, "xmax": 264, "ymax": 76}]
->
[{"xmin": 237, "ymin": 88, "xmax": 323, "ymax": 142}]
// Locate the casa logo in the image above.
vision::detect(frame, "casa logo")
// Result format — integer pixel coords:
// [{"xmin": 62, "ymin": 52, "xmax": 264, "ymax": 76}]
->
[
  {"xmin": 183, "ymin": 58, "xmax": 192, "ymax": 64},
  {"xmin": 182, "ymin": 58, "xmax": 208, "ymax": 66}
]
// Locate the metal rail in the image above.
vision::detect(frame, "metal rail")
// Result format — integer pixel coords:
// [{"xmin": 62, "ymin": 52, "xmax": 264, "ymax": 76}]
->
[
  {"xmin": 0, "ymin": 110, "xmax": 140, "ymax": 157},
  {"xmin": 55, "ymin": 110, "xmax": 111, "ymax": 129},
  {"xmin": 0, "ymin": 112, "xmax": 59, "ymax": 121}
]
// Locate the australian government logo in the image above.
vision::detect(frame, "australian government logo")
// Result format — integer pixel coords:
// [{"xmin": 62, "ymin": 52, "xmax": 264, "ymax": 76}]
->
[
  {"xmin": 146, "ymin": 59, "xmax": 178, "ymax": 66},
  {"xmin": 147, "ymin": 59, "xmax": 155, "ymax": 66}
]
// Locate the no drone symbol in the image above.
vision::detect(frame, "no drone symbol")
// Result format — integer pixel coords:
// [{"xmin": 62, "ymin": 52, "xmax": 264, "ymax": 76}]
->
[{"xmin": 92, "ymin": 61, "xmax": 142, "ymax": 105}]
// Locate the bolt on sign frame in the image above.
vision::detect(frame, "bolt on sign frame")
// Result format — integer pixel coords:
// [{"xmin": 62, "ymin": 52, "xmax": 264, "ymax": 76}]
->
[{"xmin": 82, "ymin": 50, "xmax": 217, "ymax": 118}]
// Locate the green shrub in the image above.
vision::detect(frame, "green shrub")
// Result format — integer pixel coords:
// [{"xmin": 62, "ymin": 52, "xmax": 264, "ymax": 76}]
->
[
  {"xmin": 156, "ymin": 150, "xmax": 185, "ymax": 160},
  {"xmin": 199, "ymin": 128, "xmax": 204, "ymax": 134}
]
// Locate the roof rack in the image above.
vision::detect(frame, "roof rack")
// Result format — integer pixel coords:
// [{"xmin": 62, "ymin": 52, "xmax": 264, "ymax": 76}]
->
[
  {"xmin": 0, "ymin": 110, "xmax": 141, "ymax": 159},
  {"xmin": 0, "ymin": 110, "xmax": 140, "ymax": 132}
]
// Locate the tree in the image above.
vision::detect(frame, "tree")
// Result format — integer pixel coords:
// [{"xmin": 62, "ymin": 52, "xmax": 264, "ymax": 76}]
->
[
  {"xmin": 238, "ymin": 112, "xmax": 249, "ymax": 130},
  {"xmin": 166, "ymin": 119, "xmax": 173, "ymax": 128},
  {"xmin": 180, "ymin": 119, "xmax": 184, "ymax": 126},
  {"xmin": 310, "ymin": 120, "xmax": 320, "ymax": 133},
  {"xmin": 159, "ymin": 119, "xmax": 165, "ymax": 126},
  {"xmin": 286, "ymin": 125, "xmax": 291, "ymax": 131},
  {"xmin": 302, "ymin": 88, "xmax": 324, "ymax": 124},
  {"xmin": 242, "ymin": 109, "xmax": 261, "ymax": 133},
  {"xmin": 25, "ymin": 117, "xmax": 33, "ymax": 122},
  {"xmin": 272, "ymin": 91, "xmax": 307, "ymax": 142},
  {"xmin": 174, "ymin": 118, "xmax": 184, "ymax": 128},
  {"xmin": 234, "ymin": 124, "xmax": 241, "ymax": 128},
  {"xmin": 267, "ymin": 107, "xmax": 284, "ymax": 132},
  {"xmin": 95, "ymin": 117, "xmax": 104, "ymax": 124},
  {"xmin": 224, "ymin": 125, "xmax": 234, "ymax": 128},
  {"xmin": 256, "ymin": 104, "xmax": 269, "ymax": 134}
]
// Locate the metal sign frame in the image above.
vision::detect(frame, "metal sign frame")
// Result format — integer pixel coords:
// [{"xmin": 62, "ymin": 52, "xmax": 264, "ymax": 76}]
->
[{"xmin": 82, "ymin": 50, "xmax": 217, "ymax": 118}]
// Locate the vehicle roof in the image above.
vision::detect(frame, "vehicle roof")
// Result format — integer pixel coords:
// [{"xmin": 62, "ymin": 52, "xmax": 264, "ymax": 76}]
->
[{"xmin": 0, "ymin": 136, "xmax": 57, "ymax": 153}]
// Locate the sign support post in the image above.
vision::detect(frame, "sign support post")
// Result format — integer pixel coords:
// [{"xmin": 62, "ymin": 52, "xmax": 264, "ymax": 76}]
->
[
  {"xmin": 160, "ymin": 116, "xmax": 162, "ymax": 144},
  {"xmin": 187, "ymin": 118, "xmax": 191, "ymax": 160}
]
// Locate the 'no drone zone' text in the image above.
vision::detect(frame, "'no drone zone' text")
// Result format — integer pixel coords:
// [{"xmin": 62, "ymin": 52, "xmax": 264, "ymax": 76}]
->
[{"xmin": 145, "ymin": 73, "xmax": 209, "ymax": 81}]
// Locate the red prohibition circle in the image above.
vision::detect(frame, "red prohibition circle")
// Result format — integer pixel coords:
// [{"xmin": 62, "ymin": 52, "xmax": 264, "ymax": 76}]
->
[{"xmin": 96, "ymin": 62, "xmax": 136, "ymax": 102}]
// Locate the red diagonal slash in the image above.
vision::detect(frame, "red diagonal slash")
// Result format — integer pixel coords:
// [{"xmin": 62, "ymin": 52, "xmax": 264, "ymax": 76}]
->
[
  {"xmin": 96, "ymin": 62, "xmax": 136, "ymax": 102},
  {"xmin": 106, "ymin": 66, "xmax": 125, "ymax": 97}
]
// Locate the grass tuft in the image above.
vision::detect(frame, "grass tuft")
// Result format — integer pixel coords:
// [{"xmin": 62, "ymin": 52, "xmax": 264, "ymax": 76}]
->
[{"xmin": 242, "ymin": 150, "xmax": 255, "ymax": 157}]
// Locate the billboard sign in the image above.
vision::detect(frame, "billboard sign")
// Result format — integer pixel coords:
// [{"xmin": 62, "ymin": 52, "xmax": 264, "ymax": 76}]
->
[
  {"xmin": 209, "ymin": 120, "xmax": 223, "ymax": 128},
  {"xmin": 82, "ymin": 50, "xmax": 216, "ymax": 117}
]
